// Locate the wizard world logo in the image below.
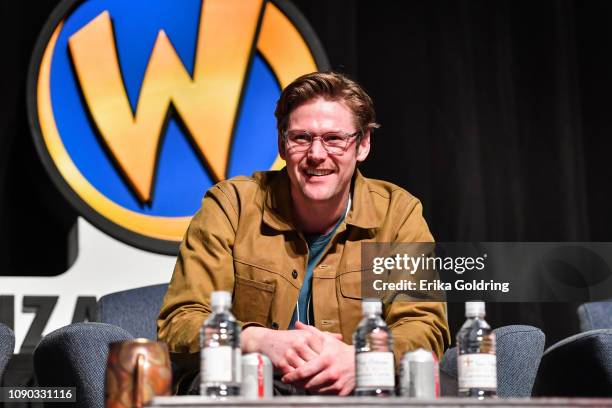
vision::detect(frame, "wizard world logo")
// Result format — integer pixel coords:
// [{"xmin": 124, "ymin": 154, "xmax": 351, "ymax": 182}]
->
[{"xmin": 28, "ymin": 0, "xmax": 329, "ymax": 253}]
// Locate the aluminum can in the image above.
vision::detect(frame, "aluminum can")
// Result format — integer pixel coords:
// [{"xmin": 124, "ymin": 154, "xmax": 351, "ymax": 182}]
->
[
  {"xmin": 241, "ymin": 353, "xmax": 273, "ymax": 398},
  {"xmin": 400, "ymin": 348, "xmax": 439, "ymax": 398}
]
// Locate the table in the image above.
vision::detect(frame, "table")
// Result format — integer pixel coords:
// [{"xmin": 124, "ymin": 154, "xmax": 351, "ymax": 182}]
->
[{"xmin": 152, "ymin": 396, "xmax": 612, "ymax": 408}]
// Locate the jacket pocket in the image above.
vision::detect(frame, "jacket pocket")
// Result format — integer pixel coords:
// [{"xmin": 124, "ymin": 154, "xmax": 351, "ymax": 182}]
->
[
  {"xmin": 337, "ymin": 271, "xmax": 364, "ymax": 343},
  {"xmin": 232, "ymin": 275, "xmax": 275, "ymax": 326},
  {"xmin": 339, "ymin": 271, "xmax": 362, "ymax": 299}
]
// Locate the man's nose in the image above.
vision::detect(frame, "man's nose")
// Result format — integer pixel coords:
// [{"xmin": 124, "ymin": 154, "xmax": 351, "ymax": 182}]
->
[{"xmin": 307, "ymin": 137, "xmax": 327, "ymax": 161}]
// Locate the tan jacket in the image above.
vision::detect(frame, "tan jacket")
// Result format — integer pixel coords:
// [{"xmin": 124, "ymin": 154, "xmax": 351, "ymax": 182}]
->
[{"xmin": 157, "ymin": 169, "xmax": 450, "ymax": 368}]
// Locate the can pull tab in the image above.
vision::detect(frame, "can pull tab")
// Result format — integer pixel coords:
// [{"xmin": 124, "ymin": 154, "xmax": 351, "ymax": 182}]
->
[{"xmin": 134, "ymin": 353, "xmax": 145, "ymax": 408}]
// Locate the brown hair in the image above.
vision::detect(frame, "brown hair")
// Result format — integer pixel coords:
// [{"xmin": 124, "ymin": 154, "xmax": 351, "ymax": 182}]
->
[{"xmin": 274, "ymin": 71, "xmax": 380, "ymax": 138}]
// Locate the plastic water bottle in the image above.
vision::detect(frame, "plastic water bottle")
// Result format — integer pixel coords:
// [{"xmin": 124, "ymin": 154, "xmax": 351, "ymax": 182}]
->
[
  {"xmin": 456, "ymin": 301, "xmax": 497, "ymax": 399},
  {"xmin": 353, "ymin": 299, "xmax": 395, "ymax": 396},
  {"xmin": 200, "ymin": 291, "xmax": 241, "ymax": 397}
]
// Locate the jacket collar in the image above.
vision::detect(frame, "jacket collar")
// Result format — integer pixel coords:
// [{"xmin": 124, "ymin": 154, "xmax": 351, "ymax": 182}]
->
[
  {"xmin": 262, "ymin": 168, "xmax": 383, "ymax": 232},
  {"xmin": 345, "ymin": 169, "xmax": 383, "ymax": 229},
  {"xmin": 262, "ymin": 168, "xmax": 295, "ymax": 231}
]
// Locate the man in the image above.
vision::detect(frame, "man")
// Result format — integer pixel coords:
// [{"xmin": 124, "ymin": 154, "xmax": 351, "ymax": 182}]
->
[{"xmin": 157, "ymin": 72, "xmax": 450, "ymax": 395}]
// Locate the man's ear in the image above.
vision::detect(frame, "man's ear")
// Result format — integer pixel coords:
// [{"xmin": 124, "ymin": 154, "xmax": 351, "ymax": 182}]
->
[
  {"xmin": 278, "ymin": 134, "xmax": 286, "ymax": 160},
  {"xmin": 356, "ymin": 130, "xmax": 371, "ymax": 162}
]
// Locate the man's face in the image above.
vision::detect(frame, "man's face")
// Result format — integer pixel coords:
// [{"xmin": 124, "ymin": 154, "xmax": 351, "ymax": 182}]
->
[{"xmin": 280, "ymin": 97, "xmax": 371, "ymax": 207}]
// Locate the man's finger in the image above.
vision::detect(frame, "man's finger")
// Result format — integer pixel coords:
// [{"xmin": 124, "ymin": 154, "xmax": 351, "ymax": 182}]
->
[
  {"xmin": 284, "ymin": 348, "xmax": 306, "ymax": 369},
  {"xmin": 304, "ymin": 367, "xmax": 337, "ymax": 390},
  {"xmin": 329, "ymin": 333, "xmax": 343, "ymax": 340},
  {"xmin": 294, "ymin": 325, "xmax": 325, "ymax": 354},
  {"xmin": 274, "ymin": 361, "xmax": 294, "ymax": 376},
  {"xmin": 293, "ymin": 340, "xmax": 319, "ymax": 362},
  {"xmin": 339, "ymin": 383, "xmax": 354, "ymax": 396},
  {"xmin": 316, "ymin": 378, "xmax": 345, "ymax": 395},
  {"xmin": 295, "ymin": 321, "xmax": 322, "ymax": 333},
  {"xmin": 311, "ymin": 384, "xmax": 339, "ymax": 395},
  {"xmin": 294, "ymin": 321, "xmax": 308, "ymax": 329},
  {"xmin": 281, "ymin": 355, "xmax": 327, "ymax": 383},
  {"xmin": 295, "ymin": 321, "xmax": 326, "ymax": 336},
  {"xmin": 296, "ymin": 322, "xmax": 343, "ymax": 342}
]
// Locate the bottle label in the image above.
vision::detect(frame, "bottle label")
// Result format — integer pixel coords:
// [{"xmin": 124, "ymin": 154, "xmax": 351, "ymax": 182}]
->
[
  {"xmin": 235, "ymin": 348, "xmax": 242, "ymax": 382},
  {"xmin": 458, "ymin": 353, "xmax": 497, "ymax": 389},
  {"xmin": 202, "ymin": 346, "xmax": 239, "ymax": 382},
  {"xmin": 356, "ymin": 352, "xmax": 395, "ymax": 388}
]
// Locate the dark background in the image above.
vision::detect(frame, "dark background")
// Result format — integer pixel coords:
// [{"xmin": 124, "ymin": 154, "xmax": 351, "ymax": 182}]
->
[{"xmin": 2, "ymin": 0, "xmax": 612, "ymax": 352}]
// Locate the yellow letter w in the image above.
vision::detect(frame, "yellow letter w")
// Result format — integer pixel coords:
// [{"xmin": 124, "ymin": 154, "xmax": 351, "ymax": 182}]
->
[{"xmin": 68, "ymin": 0, "xmax": 263, "ymax": 203}]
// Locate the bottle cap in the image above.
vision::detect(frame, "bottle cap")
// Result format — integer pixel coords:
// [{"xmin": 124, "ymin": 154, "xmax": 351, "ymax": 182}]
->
[
  {"xmin": 211, "ymin": 291, "xmax": 232, "ymax": 308},
  {"xmin": 362, "ymin": 299, "xmax": 382, "ymax": 315},
  {"xmin": 465, "ymin": 301, "xmax": 486, "ymax": 317}
]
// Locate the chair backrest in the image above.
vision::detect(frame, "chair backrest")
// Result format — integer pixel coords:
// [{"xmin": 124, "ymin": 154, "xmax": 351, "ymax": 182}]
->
[
  {"xmin": 97, "ymin": 283, "xmax": 168, "ymax": 339},
  {"xmin": 532, "ymin": 328, "xmax": 612, "ymax": 396},
  {"xmin": 34, "ymin": 322, "xmax": 133, "ymax": 408},
  {"xmin": 440, "ymin": 324, "xmax": 545, "ymax": 397},
  {"xmin": 0, "ymin": 323, "xmax": 15, "ymax": 382},
  {"xmin": 577, "ymin": 301, "xmax": 612, "ymax": 332}
]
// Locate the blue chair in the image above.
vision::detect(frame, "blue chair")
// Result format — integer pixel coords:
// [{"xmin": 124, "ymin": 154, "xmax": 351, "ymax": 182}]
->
[
  {"xmin": 0, "ymin": 323, "xmax": 15, "ymax": 383},
  {"xmin": 440, "ymin": 325, "xmax": 545, "ymax": 397},
  {"xmin": 34, "ymin": 284, "xmax": 168, "ymax": 408},
  {"xmin": 533, "ymin": 329, "xmax": 612, "ymax": 396},
  {"xmin": 577, "ymin": 301, "xmax": 612, "ymax": 332},
  {"xmin": 533, "ymin": 302, "xmax": 612, "ymax": 396},
  {"xmin": 535, "ymin": 301, "xmax": 612, "ymax": 395},
  {"xmin": 97, "ymin": 283, "xmax": 169, "ymax": 339}
]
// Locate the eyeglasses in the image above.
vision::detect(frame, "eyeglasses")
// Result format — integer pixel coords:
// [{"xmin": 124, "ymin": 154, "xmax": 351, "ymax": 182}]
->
[{"xmin": 283, "ymin": 130, "xmax": 360, "ymax": 155}]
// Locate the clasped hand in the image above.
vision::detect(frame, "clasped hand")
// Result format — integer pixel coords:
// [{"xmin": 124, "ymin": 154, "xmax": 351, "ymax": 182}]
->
[{"xmin": 241, "ymin": 322, "xmax": 355, "ymax": 395}]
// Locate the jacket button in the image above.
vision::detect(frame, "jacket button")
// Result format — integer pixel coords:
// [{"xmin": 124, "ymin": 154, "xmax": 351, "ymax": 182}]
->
[
  {"xmin": 292, "ymin": 270, "xmax": 298, "ymax": 279},
  {"xmin": 271, "ymin": 322, "xmax": 279, "ymax": 330}
]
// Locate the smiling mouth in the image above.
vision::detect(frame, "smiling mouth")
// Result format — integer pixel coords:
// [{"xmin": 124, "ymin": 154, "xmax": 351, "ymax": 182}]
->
[{"xmin": 303, "ymin": 168, "xmax": 334, "ymax": 177}]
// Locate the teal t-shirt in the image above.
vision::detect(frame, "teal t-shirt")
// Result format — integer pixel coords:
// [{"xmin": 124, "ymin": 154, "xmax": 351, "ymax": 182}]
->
[{"xmin": 289, "ymin": 198, "xmax": 350, "ymax": 328}]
